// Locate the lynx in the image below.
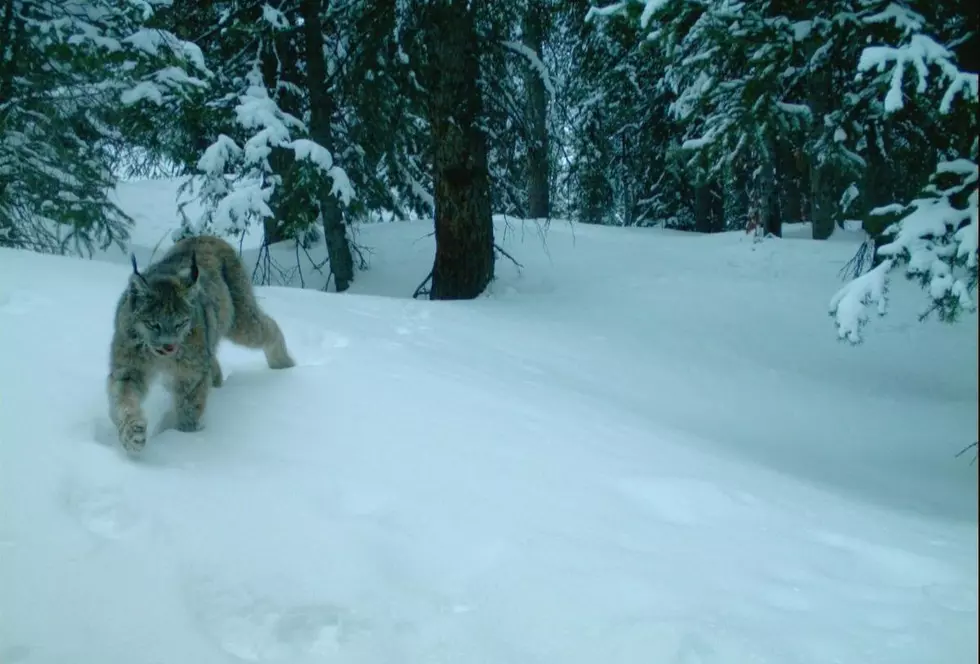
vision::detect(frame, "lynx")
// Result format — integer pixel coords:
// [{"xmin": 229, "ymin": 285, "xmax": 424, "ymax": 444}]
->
[{"xmin": 106, "ymin": 235, "xmax": 295, "ymax": 454}]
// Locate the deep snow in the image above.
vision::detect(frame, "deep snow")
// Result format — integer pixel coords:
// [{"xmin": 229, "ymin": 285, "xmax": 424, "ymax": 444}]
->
[{"xmin": 0, "ymin": 177, "xmax": 976, "ymax": 663}]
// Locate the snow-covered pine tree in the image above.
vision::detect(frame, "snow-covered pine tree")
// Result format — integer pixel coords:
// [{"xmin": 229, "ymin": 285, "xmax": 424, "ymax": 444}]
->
[
  {"xmin": 612, "ymin": 0, "xmax": 813, "ymax": 238},
  {"xmin": 829, "ymin": 2, "xmax": 978, "ymax": 343},
  {"xmin": 147, "ymin": 1, "xmax": 435, "ymax": 289},
  {"xmin": 0, "ymin": 0, "xmax": 209, "ymax": 256},
  {"xmin": 160, "ymin": 1, "xmax": 360, "ymax": 289},
  {"xmin": 559, "ymin": 0, "xmax": 672, "ymax": 228}
]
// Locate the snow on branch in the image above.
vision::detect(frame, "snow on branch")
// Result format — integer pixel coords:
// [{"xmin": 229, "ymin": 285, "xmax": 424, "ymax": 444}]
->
[
  {"xmin": 830, "ymin": 161, "xmax": 978, "ymax": 343},
  {"xmin": 501, "ymin": 41, "xmax": 555, "ymax": 97},
  {"xmin": 862, "ymin": 3, "xmax": 925, "ymax": 36},
  {"xmin": 831, "ymin": 20, "xmax": 978, "ymax": 344},
  {"xmin": 584, "ymin": 2, "xmax": 628, "ymax": 23},
  {"xmin": 877, "ymin": 162, "xmax": 977, "ymax": 299},
  {"xmin": 829, "ymin": 259, "xmax": 893, "ymax": 344},
  {"xmin": 183, "ymin": 64, "xmax": 354, "ymax": 238},
  {"xmin": 585, "ymin": 0, "xmax": 677, "ymax": 29},
  {"xmin": 288, "ymin": 138, "xmax": 354, "ymax": 205},
  {"xmin": 857, "ymin": 34, "xmax": 979, "ymax": 114}
]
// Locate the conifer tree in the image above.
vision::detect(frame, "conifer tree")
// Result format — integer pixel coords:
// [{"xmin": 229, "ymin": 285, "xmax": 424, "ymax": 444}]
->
[{"xmin": 0, "ymin": 0, "xmax": 209, "ymax": 256}]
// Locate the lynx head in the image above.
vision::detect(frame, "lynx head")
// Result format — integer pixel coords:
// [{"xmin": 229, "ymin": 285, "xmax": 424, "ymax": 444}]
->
[{"xmin": 127, "ymin": 252, "xmax": 200, "ymax": 357}]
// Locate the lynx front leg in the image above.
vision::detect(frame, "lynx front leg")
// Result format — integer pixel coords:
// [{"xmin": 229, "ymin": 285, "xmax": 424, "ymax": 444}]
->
[
  {"xmin": 172, "ymin": 373, "xmax": 210, "ymax": 433},
  {"xmin": 108, "ymin": 370, "xmax": 150, "ymax": 454}
]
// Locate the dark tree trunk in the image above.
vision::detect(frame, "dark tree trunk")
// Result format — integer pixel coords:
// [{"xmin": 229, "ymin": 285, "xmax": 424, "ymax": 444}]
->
[
  {"xmin": 301, "ymin": 0, "xmax": 354, "ymax": 292},
  {"xmin": 425, "ymin": 0, "xmax": 494, "ymax": 300},
  {"xmin": 757, "ymin": 157, "xmax": 782, "ymax": 238},
  {"xmin": 809, "ymin": 162, "xmax": 836, "ymax": 240},
  {"xmin": 804, "ymin": 39, "xmax": 836, "ymax": 240},
  {"xmin": 260, "ymin": 29, "xmax": 303, "ymax": 247},
  {"xmin": 777, "ymin": 143, "xmax": 805, "ymax": 226},
  {"xmin": 693, "ymin": 181, "xmax": 724, "ymax": 233},
  {"xmin": 523, "ymin": 2, "xmax": 550, "ymax": 220}
]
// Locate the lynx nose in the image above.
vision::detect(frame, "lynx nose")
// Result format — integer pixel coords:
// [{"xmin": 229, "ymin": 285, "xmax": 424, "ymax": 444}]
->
[{"xmin": 154, "ymin": 343, "xmax": 177, "ymax": 356}]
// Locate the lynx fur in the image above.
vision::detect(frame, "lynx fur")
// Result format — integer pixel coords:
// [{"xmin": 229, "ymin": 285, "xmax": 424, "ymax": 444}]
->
[{"xmin": 107, "ymin": 235, "xmax": 294, "ymax": 454}]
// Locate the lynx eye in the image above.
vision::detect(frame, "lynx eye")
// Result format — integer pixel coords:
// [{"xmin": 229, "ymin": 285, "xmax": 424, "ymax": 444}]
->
[{"xmin": 145, "ymin": 322, "xmax": 161, "ymax": 332}]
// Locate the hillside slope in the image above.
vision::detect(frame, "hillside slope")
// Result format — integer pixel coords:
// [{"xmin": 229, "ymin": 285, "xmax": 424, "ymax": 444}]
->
[{"xmin": 0, "ymin": 178, "xmax": 975, "ymax": 663}]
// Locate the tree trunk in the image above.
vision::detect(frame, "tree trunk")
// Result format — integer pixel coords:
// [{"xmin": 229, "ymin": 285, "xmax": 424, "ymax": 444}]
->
[
  {"xmin": 809, "ymin": 162, "xmax": 836, "ymax": 240},
  {"xmin": 777, "ymin": 143, "xmax": 805, "ymax": 226},
  {"xmin": 757, "ymin": 158, "xmax": 781, "ymax": 238},
  {"xmin": 260, "ymin": 30, "xmax": 302, "ymax": 247},
  {"xmin": 804, "ymin": 39, "xmax": 836, "ymax": 240},
  {"xmin": 694, "ymin": 181, "xmax": 723, "ymax": 233},
  {"xmin": 301, "ymin": 0, "xmax": 354, "ymax": 292},
  {"xmin": 425, "ymin": 0, "xmax": 494, "ymax": 300},
  {"xmin": 523, "ymin": 1, "xmax": 550, "ymax": 220}
]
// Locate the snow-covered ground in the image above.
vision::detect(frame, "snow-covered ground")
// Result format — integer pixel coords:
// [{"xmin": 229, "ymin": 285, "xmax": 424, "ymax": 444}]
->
[{"xmin": 0, "ymin": 177, "xmax": 976, "ymax": 663}]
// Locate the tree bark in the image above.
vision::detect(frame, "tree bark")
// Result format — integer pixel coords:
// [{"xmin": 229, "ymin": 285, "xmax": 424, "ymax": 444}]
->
[
  {"xmin": 809, "ymin": 161, "xmax": 836, "ymax": 240},
  {"xmin": 777, "ymin": 143, "xmax": 805, "ymax": 226},
  {"xmin": 301, "ymin": 0, "xmax": 354, "ymax": 292},
  {"xmin": 260, "ymin": 28, "xmax": 303, "ymax": 246},
  {"xmin": 693, "ymin": 181, "xmax": 724, "ymax": 233},
  {"xmin": 424, "ymin": 0, "xmax": 495, "ymax": 300},
  {"xmin": 523, "ymin": 1, "xmax": 550, "ymax": 220},
  {"xmin": 804, "ymin": 35, "xmax": 836, "ymax": 240},
  {"xmin": 757, "ymin": 157, "xmax": 781, "ymax": 238}
]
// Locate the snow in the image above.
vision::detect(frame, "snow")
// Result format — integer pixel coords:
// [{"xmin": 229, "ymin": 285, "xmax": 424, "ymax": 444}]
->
[
  {"xmin": 863, "ymin": 3, "xmax": 925, "ymax": 35},
  {"xmin": 197, "ymin": 134, "xmax": 243, "ymax": 175},
  {"xmin": 289, "ymin": 139, "xmax": 356, "ymax": 206},
  {"xmin": 584, "ymin": 2, "xmax": 628, "ymax": 23},
  {"xmin": 828, "ymin": 258, "xmax": 894, "ymax": 343},
  {"xmin": 791, "ymin": 20, "xmax": 813, "ymax": 42},
  {"xmin": 830, "ymin": 163, "xmax": 977, "ymax": 343},
  {"xmin": 857, "ymin": 34, "xmax": 976, "ymax": 114},
  {"xmin": 261, "ymin": 4, "xmax": 290, "ymax": 30},
  {"xmin": 0, "ymin": 178, "xmax": 977, "ymax": 664},
  {"xmin": 640, "ymin": 0, "xmax": 674, "ymax": 29},
  {"xmin": 290, "ymin": 138, "xmax": 334, "ymax": 171},
  {"xmin": 502, "ymin": 41, "xmax": 556, "ymax": 98},
  {"xmin": 120, "ymin": 80, "xmax": 164, "ymax": 106}
]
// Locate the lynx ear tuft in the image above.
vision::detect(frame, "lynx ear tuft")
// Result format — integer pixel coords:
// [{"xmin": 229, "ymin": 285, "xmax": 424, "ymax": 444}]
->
[
  {"xmin": 129, "ymin": 254, "xmax": 149, "ymax": 294},
  {"xmin": 190, "ymin": 251, "xmax": 199, "ymax": 284}
]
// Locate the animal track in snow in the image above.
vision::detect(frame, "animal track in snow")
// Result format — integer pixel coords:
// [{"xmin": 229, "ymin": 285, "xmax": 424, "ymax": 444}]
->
[
  {"xmin": 181, "ymin": 573, "xmax": 368, "ymax": 662},
  {"xmin": 286, "ymin": 324, "xmax": 351, "ymax": 368},
  {"xmin": 59, "ymin": 477, "xmax": 145, "ymax": 540}
]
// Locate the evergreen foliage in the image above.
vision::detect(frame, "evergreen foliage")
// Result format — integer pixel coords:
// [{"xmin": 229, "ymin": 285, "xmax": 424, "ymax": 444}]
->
[
  {"xmin": 0, "ymin": 0, "xmax": 973, "ymax": 322},
  {"xmin": 0, "ymin": 0, "xmax": 209, "ymax": 256}
]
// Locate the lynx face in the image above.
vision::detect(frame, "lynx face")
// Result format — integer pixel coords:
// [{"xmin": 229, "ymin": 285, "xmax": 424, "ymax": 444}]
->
[{"xmin": 129, "ymin": 277, "xmax": 196, "ymax": 357}]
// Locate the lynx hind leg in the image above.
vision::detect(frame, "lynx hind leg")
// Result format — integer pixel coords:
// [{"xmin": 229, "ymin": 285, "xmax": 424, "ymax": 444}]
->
[
  {"xmin": 211, "ymin": 356, "xmax": 224, "ymax": 388},
  {"xmin": 223, "ymin": 255, "xmax": 295, "ymax": 369},
  {"xmin": 229, "ymin": 307, "xmax": 295, "ymax": 369}
]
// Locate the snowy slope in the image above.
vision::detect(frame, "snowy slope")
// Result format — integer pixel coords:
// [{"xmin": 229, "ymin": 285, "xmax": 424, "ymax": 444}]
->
[{"xmin": 0, "ymin": 178, "xmax": 977, "ymax": 663}]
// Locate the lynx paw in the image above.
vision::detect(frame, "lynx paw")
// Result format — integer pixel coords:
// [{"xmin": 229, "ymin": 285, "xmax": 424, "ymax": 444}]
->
[
  {"xmin": 211, "ymin": 359, "xmax": 224, "ymax": 388},
  {"xmin": 267, "ymin": 349, "xmax": 296, "ymax": 370},
  {"xmin": 175, "ymin": 416, "xmax": 203, "ymax": 433},
  {"xmin": 119, "ymin": 416, "xmax": 147, "ymax": 454},
  {"xmin": 269, "ymin": 356, "xmax": 295, "ymax": 370}
]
